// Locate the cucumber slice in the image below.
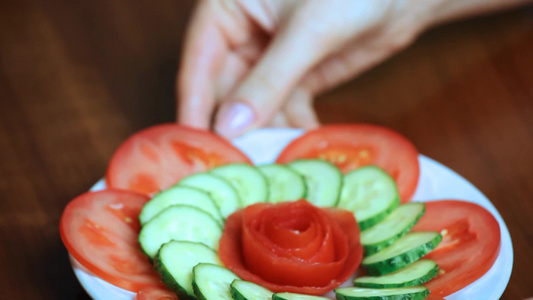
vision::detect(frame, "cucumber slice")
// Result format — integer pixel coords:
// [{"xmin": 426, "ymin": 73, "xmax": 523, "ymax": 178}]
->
[
  {"xmin": 288, "ymin": 159, "xmax": 342, "ymax": 207},
  {"xmin": 154, "ymin": 241, "xmax": 220, "ymax": 299},
  {"xmin": 192, "ymin": 263, "xmax": 239, "ymax": 300},
  {"xmin": 335, "ymin": 286, "xmax": 429, "ymax": 300},
  {"xmin": 362, "ymin": 231, "xmax": 442, "ymax": 275},
  {"xmin": 179, "ymin": 172, "xmax": 240, "ymax": 218},
  {"xmin": 361, "ymin": 203, "xmax": 425, "ymax": 255},
  {"xmin": 354, "ymin": 259, "xmax": 439, "ymax": 288},
  {"xmin": 231, "ymin": 279, "xmax": 273, "ymax": 300},
  {"xmin": 338, "ymin": 165, "xmax": 400, "ymax": 230},
  {"xmin": 139, "ymin": 205, "xmax": 222, "ymax": 258},
  {"xmin": 258, "ymin": 163, "xmax": 307, "ymax": 203},
  {"xmin": 273, "ymin": 292, "xmax": 331, "ymax": 300},
  {"xmin": 139, "ymin": 185, "xmax": 223, "ymax": 225},
  {"xmin": 211, "ymin": 163, "xmax": 269, "ymax": 207}
]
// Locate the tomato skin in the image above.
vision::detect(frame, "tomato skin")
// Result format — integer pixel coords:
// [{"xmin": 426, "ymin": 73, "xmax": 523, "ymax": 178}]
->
[
  {"xmin": 106, "ymin": 124, "xmax": 252, "ymax": 196},
  {"xmin": 218, "ymin": 200, "xmax": 363, "ymax": 295},
  {"xmin": 135, "ymin": 286, "xmax": 178, "ymax": 300},
  {"xmin": 411, "ymin": 200, "xmax": 501, "ymax": 297},
  {"xmin": 60, "ymin": 190, "xmax": 165, "ymax": 292},
  {"xmin": 276, "ymin": 124, "xmax": 419, "ymax": 202}
]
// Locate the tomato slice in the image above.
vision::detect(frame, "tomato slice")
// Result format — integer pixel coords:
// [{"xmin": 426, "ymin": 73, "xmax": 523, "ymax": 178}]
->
[
  {"xmin": 219, "ymin": 200, "xmax": 363, "ymax": 295},
  {"xmin": 106, "ymin": 124, "xmax": 252, "ymax": 195},
  {"xmin": 135, "ymin": 286, "xmax": 178, "ymax": 300},
  {"xmin": 60, "ymin": 190, "xmax": 165, "ymax": 292},
  {"xmin": 411, "ymin": 200, "xmax": 501, "ymax": 297},
  {"xmin": 276, "ymin": 124, "xmax": 419, "ymax": 202}
]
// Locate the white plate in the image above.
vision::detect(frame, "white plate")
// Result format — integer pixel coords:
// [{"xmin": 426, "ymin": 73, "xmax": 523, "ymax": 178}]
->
[{"xmin": 71, "ymin": 128, "xmax": 513, "ymax": 300}]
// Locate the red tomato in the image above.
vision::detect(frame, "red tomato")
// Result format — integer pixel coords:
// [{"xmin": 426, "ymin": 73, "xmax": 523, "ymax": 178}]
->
[
  {"xmin": 106, "ymin": 124, "xmax": 251, "ymax": 196},
  {"xmin": 411, "ymin": 200, "xmax": 501, "ymax": 297},
  {"xmin": 276, "ymin": 124, "xmax": 419, "ymax": 202},
  {"xmin": 135, "ymin": 286, "xmax": 178, "ymax": 300},
  {"xmin": 218, "ymin": 200, "xmax": 363, "ymax": 295},
  {"xmin": 60, "ymin": 190, "xmax": 165, "ymax": 292}
]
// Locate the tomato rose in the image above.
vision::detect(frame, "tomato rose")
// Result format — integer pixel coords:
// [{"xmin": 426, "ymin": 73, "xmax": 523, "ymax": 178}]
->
[{"xmin": 219, "ymin": 200, "xmax": 363, "ymax": 295}]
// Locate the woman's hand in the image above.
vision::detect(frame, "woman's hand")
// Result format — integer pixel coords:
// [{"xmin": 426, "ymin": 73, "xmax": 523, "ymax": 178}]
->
[{"xmin": 176, "ymin": 0, "xmax": 528, "ymax": 139}]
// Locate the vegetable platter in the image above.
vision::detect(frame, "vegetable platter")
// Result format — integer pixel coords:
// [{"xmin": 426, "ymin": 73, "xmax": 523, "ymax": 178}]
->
[{"xmin": 60, "ymin": 125, "xmax": 512, "ymax": 300}]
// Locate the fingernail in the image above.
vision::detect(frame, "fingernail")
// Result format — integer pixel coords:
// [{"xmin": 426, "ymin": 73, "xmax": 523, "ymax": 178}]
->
[{"xmin": 215, "ymin": 102, "xmax": 255, "ymax": 139}]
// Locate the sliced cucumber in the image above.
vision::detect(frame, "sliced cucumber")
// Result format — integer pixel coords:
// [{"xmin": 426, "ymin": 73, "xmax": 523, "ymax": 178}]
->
[
  {"xmin": 139, "ymin": 185, "xmax": 223, "ymax": 225},
  {"xmin": 362, "ymin": 231, "xmax": 442, "ymax": 275},
  {"xmin": 231, "ymin": 279, "xmax": 273, "ymax": 300},
  {"xmin": 288, "ymin": 159, "xmax": 342, "ymax": 207},
  {"xmin": 273, "ymin": 292, "xmax": 331, "ymax": 300},
  {"xmin": 178, "ymin": 172, "xmax": 240, "ymax": 218},
  {"xmin": 154, "ymin": 241, "xmax": 220, "ymax": 299},
  {"xmin": 354, "ymin": 259, "xmax": 439, "ymax": 288},
  {"xmin": 335, "ymin": 286, "xmax": 429, "ymax": 300},
  {"xmin": 258, "ymin": 163, "xmax": 307, "ymax": 203},
  {"xmin": 338, "ymin": 165, "xmax": 400, "ymax": 230},
  {"xmin": 211, "ymin": 163, "xmax": 269, "ymax": 207},
  {"xmin": 192, "ymin": 263, "xmax": 239, "ymax": 300},
  {"xmin": 361, "ymin": 203, "xmax": 425, "ymax": 255},
  {"xmin": 139, "ymin": 205, "xmax": 222, "ymax": 258}
]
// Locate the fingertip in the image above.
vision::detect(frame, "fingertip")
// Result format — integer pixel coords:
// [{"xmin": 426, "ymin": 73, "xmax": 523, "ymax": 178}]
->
[{"xmin": 214, "ymin": 101, "xmax": 256, "ymax": 139}]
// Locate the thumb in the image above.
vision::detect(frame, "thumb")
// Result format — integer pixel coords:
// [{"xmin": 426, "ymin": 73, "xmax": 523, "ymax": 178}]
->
[{"xmin": 214, "ymin": 16, "xmax": 336, "ymax": 139}]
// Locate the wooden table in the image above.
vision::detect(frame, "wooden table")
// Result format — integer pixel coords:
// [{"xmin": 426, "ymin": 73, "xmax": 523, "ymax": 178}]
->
[{"xmin": 1, "ymin": 1, "xmax": 531, "ymax": 299}]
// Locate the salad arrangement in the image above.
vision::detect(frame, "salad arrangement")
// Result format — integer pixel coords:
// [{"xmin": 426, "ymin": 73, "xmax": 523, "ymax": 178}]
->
[{"xmin": 60, "ymin": 124, "xmax": 502, "ymax": 300}]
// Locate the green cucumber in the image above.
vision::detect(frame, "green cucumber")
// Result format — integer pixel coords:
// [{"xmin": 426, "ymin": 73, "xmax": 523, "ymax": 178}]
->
[
  {"xmin": 230, "ymin": 279, "xmax": 273, "ymax": 300},
  {"xmin": 154, "ymin": 241, "xmax": 220, "ymax": 299},
  {"xmin": 258, "ymin": 163, "xmax": 307, "ymax": 203},
  {"xmin": 139, "ymin": 185, "xmax": 223, "ymax": 225},
  {"xmin": 139, "ymin": 204, "xmax": 222, "ymax": 258},
  {"xmin": 211, "ymin": 163, "xmax": 269, "ymax": 207},
  {"xmin": 362, "ymin": 231, "xmax": 442, "ymax": 275},
  {"xmin": 338, "ymin": 165, "xmax": 400, "ymax": 230},
  {"xmin": 273, "ymin": 292, "xmax": 331, "ymax": 300},
  {"xmin": 192, "ymin": 263, "xmax": 239, "ymax": 300},
  {"xmin": 288, "ymin": 159, "xmax": 342, "ymax": 207},
  {"xmin": 178, "ymin": 172, "xmax": 240, "ymax": 218},
  {"xmin": 361, "ymin": 203, "xmax": 425, "ymax": 255},
  {"xmin": 335, "ymin": 286, "xmax": 429, "ymax": 300},
  {"xmin": 354, "ymin": 259, "xmax": 439, "ymax": 288}
]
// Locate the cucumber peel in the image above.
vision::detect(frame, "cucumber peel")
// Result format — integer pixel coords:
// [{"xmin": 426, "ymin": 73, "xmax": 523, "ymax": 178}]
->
[
  {"xmin": 354, "ymin": 259, "xmax": 439, "ymax": 288},
  {"xmin": 362, "ymin": 231, "xmax": 442, "ymax": 275},
  {"xmin": 361, "ymin": 202, "xmax": 426, "ymax": 255},
  {"xmin": 335, "ymin": 286, "xmax": 429, "ymax": 300},
  {"xmin": 338, "ymin": 165, "xmax": 400, "ymax": 230},
  {"xmin": 230, "ymin": 279, "xmax": 273, "ymax": 300}
]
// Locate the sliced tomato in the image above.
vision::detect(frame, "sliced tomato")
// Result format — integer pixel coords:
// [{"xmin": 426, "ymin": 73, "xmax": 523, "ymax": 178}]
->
[
  {"xmin": 106, "ymin": 124, "xmax": 252, "ymax": 196},
  {"xmin": 135, "ymin": 286, "xmax": 178, "ymax": 300},
  {"xmin": 276, "ymin": 124, "xmax": 419, "ymax": 202},
  {"xmin": 411, "ymin": 200, "xmax": 501, "ymax": 297},
  {"xmin": 60, "ymin": 190, "xmax": 165, "ymax": 292},
  {"xmin": 218, "ymin": 200, "xmax": 363, "ymax": 295}
]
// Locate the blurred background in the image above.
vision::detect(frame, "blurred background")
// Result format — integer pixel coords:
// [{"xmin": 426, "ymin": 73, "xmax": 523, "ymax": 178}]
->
[{"xmin": 0, "ymin": 1, "xmax": 531, "ymax": 299}]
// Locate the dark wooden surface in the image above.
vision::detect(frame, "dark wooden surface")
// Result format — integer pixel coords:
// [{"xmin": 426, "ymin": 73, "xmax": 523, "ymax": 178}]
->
[{"xmin": 1, "ymin": 1, "xmax": 531, "ymax": 299}]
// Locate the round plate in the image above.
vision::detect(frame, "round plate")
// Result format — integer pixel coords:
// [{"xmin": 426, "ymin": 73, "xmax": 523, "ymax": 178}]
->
[{"xmin": 71, "ymin": 128, "xmax": 513, "ymax": 300}]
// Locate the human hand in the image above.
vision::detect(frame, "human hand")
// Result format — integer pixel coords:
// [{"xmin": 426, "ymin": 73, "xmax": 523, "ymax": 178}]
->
[{"xmin": 177, "ymin": 0, "xmax": 520, "ymax": 139}]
